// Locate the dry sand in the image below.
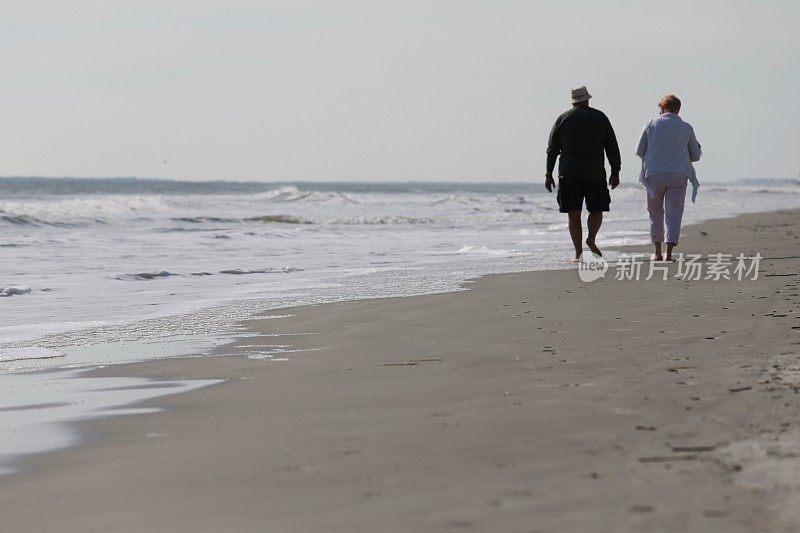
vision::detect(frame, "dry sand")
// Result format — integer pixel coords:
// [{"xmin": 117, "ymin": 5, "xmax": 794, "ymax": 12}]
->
[{"xmin": 1, "ymin": 209, "xmax": 799, "ymax": 532}]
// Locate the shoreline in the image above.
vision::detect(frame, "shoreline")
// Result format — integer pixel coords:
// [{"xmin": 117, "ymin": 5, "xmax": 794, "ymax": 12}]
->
[{"xmin": 1, "ymin": 208, "xmax": 799, "ymax": 531}]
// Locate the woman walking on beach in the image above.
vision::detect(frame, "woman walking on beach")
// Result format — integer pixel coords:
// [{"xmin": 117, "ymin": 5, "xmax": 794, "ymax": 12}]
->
[{"xmin": 636, "ymin": 95, "xmax": 702, "ymax": 261}]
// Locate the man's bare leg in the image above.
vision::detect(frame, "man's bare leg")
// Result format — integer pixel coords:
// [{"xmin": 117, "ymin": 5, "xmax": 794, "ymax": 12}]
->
[
  {"xmin": 568, "ymin": 210, "xmax": 583, "ymax": 262},
  {"xmin": 585, "ymin": 211, "xmax": 603, "ymax": 256}
]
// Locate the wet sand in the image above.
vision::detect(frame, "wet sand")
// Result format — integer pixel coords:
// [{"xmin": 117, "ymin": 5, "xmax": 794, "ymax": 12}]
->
[{"xmin": 1, "ymin": 209, "xmax": 799, "ymax": 532}]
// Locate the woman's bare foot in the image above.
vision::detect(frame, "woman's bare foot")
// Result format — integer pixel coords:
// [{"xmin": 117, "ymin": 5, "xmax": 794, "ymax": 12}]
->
[
  {"xmin": 585, "ymin": 238, "xmax": 602, "ymax": 257},
  {"xmin": 666, "ymin": 243, "xmax": 676, "ymax": 262},
  {"xmin": 569, "ymin": 255, "xmax": 582, "ymax": 263},
  {"xmin": 653, "ymin": 254, "xmax": 664, "ymax": 261}
]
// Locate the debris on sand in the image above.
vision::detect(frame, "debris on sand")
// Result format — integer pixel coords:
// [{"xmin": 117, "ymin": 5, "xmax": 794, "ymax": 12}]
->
[
  {"xmin": 671, "ymin": 445, "xmax": 716, "ymax": 453},
  {"xmin": 638, "ymin": 455, "xmax": 698, "ymax": 463},
  {"xmin": 378, "ymin": 358, "xmax": 442, "ymax": 367}
]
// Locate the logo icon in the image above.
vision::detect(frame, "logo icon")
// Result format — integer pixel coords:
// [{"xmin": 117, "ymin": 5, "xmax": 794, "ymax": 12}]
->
[{"xmin": 578, "ymin": 253, "xmax": 608, "ymax": 283}]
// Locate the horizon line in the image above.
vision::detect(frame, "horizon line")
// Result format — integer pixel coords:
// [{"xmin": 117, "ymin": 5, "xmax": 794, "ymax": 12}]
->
[{"xmin": 1, "ymin": 175, "xmax": 797, "ymax": 184}]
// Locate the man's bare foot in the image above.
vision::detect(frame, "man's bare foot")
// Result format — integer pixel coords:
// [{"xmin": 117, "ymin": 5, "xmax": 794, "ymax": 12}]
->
[
  {"xmin": 653, "ymin": 254, "xmax": 664, "ymax": 261},
  {"xmin": 569, "ymin": 256, "xmax": 581, "ymax": 263},
  {"xmin": 585, "ymin": 238, "xmax": 602, "ymax": 257}
]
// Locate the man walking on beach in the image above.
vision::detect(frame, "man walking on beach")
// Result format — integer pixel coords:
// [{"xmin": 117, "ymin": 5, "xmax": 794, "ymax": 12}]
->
[{"xmin": 545, "ymin": 85, "xmax": 621, "ymax": 261}]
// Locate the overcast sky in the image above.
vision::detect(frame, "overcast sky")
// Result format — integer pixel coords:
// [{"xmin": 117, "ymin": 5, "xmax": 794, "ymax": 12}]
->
[{"xmin": 0, "ymin": 0, "xmax": 797, "ymax": 182}]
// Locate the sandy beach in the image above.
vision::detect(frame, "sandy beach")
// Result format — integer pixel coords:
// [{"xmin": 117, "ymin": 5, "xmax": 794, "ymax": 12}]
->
[{"xmin": 2, "ymin": 208, "xmax": 799, "ymax": 532}]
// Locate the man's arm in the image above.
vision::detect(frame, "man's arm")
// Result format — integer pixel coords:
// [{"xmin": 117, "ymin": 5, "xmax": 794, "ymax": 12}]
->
[
  {"xmin": 545, "ymin": 119, "xmax": 560, "ymax": 192},
  {"xmin": 604, "ymin": 117, "xmax": 621, "ymax": 189},
  {"xmin": 688, "ymin": 126, "xmax": 702, "ymax": 162}
]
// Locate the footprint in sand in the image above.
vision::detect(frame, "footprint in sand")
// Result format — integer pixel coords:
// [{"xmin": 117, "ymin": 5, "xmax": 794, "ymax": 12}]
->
[{"xmin": 505, "ymin": 489, "xmax": 534, "ymax": 499}]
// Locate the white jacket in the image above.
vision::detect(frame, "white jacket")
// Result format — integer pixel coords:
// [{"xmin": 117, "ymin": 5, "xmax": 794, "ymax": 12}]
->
[{"xmin": 636, "ymin": 113, "xmax": 702, "ymax": 203}]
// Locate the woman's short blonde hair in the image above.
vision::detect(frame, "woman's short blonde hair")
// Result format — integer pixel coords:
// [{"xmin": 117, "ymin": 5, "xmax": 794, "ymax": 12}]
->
[{"xmin": 658, "ymin": 95, "xmax": 681, "ymax": 113}]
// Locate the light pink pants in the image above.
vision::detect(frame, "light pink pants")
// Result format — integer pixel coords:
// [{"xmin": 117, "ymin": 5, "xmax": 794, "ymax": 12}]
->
[{"xmin": 646, "ymin": 174, "xmax": 688, "ymax": 244}]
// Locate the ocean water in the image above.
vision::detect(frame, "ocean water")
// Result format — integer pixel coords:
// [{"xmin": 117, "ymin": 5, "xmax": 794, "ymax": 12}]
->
[
  {"xmin": 2, "ymin": 177, "xmax": 800, "ymax": 371},
  {"xmin": 0, "ymin": 369, "xmax": 220, "ymax": 475}
]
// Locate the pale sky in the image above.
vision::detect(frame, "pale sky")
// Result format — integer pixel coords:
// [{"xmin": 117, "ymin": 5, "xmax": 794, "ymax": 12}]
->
[{"xmin": 0, "ymin": 0, "xmax": 797, "ymax": 182}]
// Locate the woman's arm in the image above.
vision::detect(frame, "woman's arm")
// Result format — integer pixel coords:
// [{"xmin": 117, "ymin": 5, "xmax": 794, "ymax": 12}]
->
[
  {"xmin": 688, "ymin": 126, "xmax": 702, "ymax": 162},
  {"xmin": 635, "ymin": 123, "xmax": 649, "ymax": 158}
]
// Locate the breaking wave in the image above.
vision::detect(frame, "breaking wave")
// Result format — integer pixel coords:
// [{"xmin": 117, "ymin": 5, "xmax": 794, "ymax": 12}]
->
[
  {"xmin": 219, "ymin": 267, "xmax": 304, "ymax": 275},
  {"xmin": 115, "ymin": 267, "xmax": 304, "ymax": 280},
  {"xmin": 116, "ymin": 271, "xmax": 177, "ymax": 281},
  {"xmin": 1, "ymin": 214, "xmax": 78, "ymax": 227},
  {"xmin": 0, "ymin": 286, "xmax": 32, "ymax": 297},
  {"xmin": 171, "ymin": 216, "xmax": 240, "ymax": 224},
  {"xmin": 246, "ymin": 215, "xmax": 311, "ymax": 224}
]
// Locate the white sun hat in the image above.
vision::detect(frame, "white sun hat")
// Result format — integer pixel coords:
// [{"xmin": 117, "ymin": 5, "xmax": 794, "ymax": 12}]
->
[{"xmin": 571, "ymin": 85, "xmax": 592, "ymax": 104}]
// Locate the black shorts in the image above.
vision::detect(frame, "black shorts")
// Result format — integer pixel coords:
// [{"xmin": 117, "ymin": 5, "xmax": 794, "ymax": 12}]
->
[{"xmin": 556, "ymin": 178, "xmax": 611, "ymax": 213}]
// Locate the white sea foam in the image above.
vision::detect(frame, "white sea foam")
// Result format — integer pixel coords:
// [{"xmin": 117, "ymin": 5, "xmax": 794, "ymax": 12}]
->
[
  {"xmin": 0, "ymin": 194, "xmax": 173, "ymax": 223},
  {"xmin": 454, "ymin": 245, "xmax": 525, "ymax": 256}
]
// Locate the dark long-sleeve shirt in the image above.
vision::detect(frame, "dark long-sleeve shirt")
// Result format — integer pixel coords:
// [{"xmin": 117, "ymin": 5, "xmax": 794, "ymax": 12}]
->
[{"xmin": 546, "ymin": 106, "xmax": 621, "ymax": 181}]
